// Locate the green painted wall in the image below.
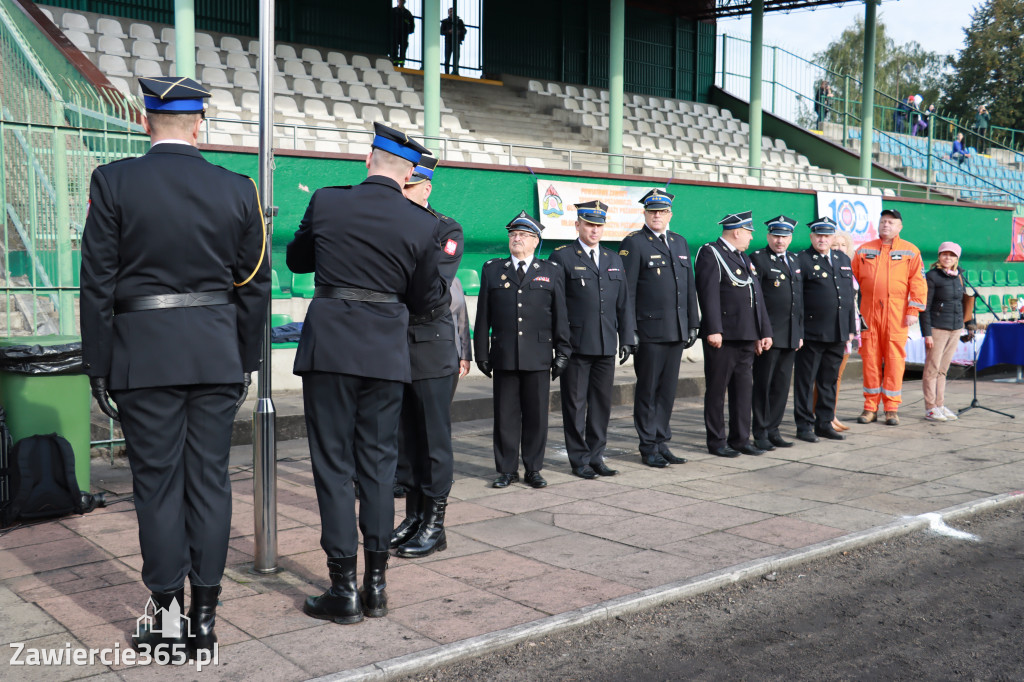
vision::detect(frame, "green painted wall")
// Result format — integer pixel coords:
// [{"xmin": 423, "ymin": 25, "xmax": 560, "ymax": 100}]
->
[{"xmin": 204, "ymin": 149, "xmax": 1017, "ymax": 290}]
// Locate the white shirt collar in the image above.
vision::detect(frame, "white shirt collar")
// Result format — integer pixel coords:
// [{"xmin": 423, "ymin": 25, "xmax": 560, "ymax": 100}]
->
[
  {"xmin": 719, "ymin": 237, "xmax": 739, "ymax": 253},
  {"xmin": 513, "ymin": 255, "xmax": 534, "ymax": 271},
  {"xmin": 151, "ymin": 139, "xmax": 194, "ymax": 147},
  {"xmin": 577, "ymin": 239, "xmax": 599, "ymax": 261}
]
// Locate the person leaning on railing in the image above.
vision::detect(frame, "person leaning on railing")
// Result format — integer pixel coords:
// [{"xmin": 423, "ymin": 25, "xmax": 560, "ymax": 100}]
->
[{"xmin": 920, "ymin": 241, "xmax": 972, "ymax": 423}]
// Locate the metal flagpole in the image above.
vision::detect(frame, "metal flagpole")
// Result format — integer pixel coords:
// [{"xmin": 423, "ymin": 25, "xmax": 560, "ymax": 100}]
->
[{"xmin": 253, "ymin": 0, "xmax": 279, "ymax": 574}]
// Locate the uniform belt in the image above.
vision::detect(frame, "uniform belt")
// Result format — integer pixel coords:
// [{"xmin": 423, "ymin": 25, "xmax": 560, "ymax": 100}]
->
[
  {"xmin": 409, "ymin": 304, "xmax": 449, "ymax": 325},
  {"xmin": 114, "ymin": 290, "xmax": 232, "ymax": 314},
  {"xmin": 314, "ymin": 286, "xmax": 403, "ymax": 304}
]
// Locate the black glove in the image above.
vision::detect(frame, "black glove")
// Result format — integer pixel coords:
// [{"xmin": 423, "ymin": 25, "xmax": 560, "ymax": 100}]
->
[
  {"xmin": 476, "ymin": 360, "xmax": 492, "ymax": 378},
  {"xmin": 234, "ymin": 372, "xmax": 252, "ymax": 413},
  {"xmin": 618, "ymin": 344, "xmax": 636, "ymax": 365},
  {"xmin": 684, "ymin": 328, "xmax": 699, "ymax": 349},
  {"xmin": 90, "ymin": 377, "xmax": 120, "ymax": 422},
  {"xmin": 551, "ymin": 353, "xmax": 569, "ymax": 381}
]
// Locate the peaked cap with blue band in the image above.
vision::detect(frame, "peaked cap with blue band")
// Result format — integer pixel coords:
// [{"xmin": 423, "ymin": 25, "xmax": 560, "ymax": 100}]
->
[
  {"xmin": 718, "ymin": 211, "xmax": 754, "ymax": 231},
  {"xmin": 808, "ymin": 216, "xmax": 838, "ymax": 234},
  {"xmin": 639, "ymin": 188, "xmax": 674, "ymax": 211},
  {"xmin": 139, "ymin": 76, "xmax": 210, "ymax": 113},
  {"xmin": 506, "ymin": 210, "xmax": 544, "ymax": 236},
  {"xmin": 371, "ymin": 121, "xmax": 428, "ymax": 164},
  {"xmin": 764, "ymin": 214, "xmax": 798, "ymax": 235},
  {"xmin": 406, "ymin": 154, "xmax": 438, "ymax": 185},
  {"xmin": 575, "ymin": 200, "xmax": 608, "ymax": 225}
]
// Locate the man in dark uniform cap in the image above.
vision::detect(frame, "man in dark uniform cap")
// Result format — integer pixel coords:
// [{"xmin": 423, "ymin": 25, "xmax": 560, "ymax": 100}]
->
[
  {"xmin": 475, "ymin": 212, "xmax": 571, "ymax": 489},
  {"xmin": 287, "ymin": 122, "xmax": 446, "ymax": 624},
  {"xmin": 619, "ymin": 189, "xmax": 699, "ymax": 467},
  {"xmin": 390, "ymin": 154, "xmax": 464, "ymax": 558},
  {"xmin": 749, "ymin": 216, "xmax": 804, "ymax": 451},
  {"xmin": 80, "ymin": 76, "xmax": 270, "ymax": 657},
  {"xmin": 694, "ymin": 211, "xmax": 773, "ymax": 457},
  {"xmin": 549, "ymin": 201, "xmax": 635, "ymax": 479},
  {"xmin": 793, "ymin": 217, "xmax": 856, "ymax": 442}
]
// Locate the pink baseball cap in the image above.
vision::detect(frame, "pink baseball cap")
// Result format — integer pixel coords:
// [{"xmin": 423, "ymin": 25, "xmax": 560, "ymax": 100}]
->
[{"xmin": 937, "ymin": 241, "xmax": 962, "ymax": 258}]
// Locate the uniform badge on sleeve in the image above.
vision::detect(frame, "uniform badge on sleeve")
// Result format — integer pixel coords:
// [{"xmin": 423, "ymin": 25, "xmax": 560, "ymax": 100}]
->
[{"xmin": 444, "ymin": 239, "xmax": 458, "ymax": 255}]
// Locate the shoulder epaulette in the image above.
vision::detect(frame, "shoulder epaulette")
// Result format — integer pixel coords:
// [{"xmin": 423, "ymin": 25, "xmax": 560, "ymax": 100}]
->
[
  {"xmin": 553, "ymin": 244, "xmax": 569, "ymax": 251},
  {"xmin": 626, "ymin": 230, "xmax": 640, "ymax": 237}
]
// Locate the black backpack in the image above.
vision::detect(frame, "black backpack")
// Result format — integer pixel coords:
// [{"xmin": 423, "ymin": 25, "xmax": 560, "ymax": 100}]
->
[{"xmin": 0, "ymin": 432, "xmax": 90, "ymax": 528}]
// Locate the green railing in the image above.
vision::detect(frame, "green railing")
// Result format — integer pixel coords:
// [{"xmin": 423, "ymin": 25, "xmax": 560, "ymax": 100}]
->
[{"xmin": 716, "ymin": 32, "xmax": 1024, "ymax": 206}]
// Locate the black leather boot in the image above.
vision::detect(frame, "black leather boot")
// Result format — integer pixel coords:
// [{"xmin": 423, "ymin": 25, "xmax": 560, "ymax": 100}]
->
[
  {"xmin": 303, "ymin": 556, "xmax": 363, "ymax": 624},
  {"xmin": 395, "ymin": 496, "xmax": 447, "ymax": 558},
  {"xmin": 132, "ymin": 587, "xmax": 187, "ymax": 654},
  {"xmin": 186, "ymin": 584, "xmax": 220, "ymax": 658},
  {"xmin": 389, "ymin": 488, "xmax": 424, "ymax": 549},
  {"xmin": 361, "ymin": 549, "xmax": 389, "ymax": 618}
]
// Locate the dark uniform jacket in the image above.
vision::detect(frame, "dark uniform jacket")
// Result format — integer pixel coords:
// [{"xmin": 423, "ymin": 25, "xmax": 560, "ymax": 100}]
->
[
  {"xmin": 694, "ymin": 238, "xmax": 772, "ymax": 341},
  {"xmin": 797, "ymin": 247, "xmax": 856, "ymax": 343},
  {"xmin": 80, "ymin": 144, "xmax": 270, "ymax": 390},
  {"xmin": 549, "ymin": 241, "xmax": 635, "ymax": 356},
  {"xmin": 408, "ymin": 206, "xmax": 463, "ymax": 380},
  {"xmin": 474, "ymin": 257, "xmax": 571, "ymax": 372},
  {"xmin": 619, "ymin": 226, "xmax": 699, "ymax": 343},
  {"xmin": 749, "ymin": 247, "xmax": 804, "ymax": 349},
  {"xmin": 920, "ymin": 268, "xmax": 967, "ymax": 334},
  {"xmin": 286, "ymin": 175, "xmax": 444, "ymax": 383}
]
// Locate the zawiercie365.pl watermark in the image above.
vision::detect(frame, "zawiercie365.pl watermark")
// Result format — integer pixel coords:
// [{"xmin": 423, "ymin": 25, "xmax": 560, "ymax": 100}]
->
[{"xmin": 9, "ymin": 641, "xmax": 219, "ymax": 671}]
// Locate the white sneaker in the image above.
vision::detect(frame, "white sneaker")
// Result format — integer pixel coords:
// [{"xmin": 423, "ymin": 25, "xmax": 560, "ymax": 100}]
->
[
  {"xmin": 940, "ymin": 406, "xmax": 959, "ymax": 420},
  {"xmin": 925, "ymin": 408, "xmax": 947, "ymax": 422}
]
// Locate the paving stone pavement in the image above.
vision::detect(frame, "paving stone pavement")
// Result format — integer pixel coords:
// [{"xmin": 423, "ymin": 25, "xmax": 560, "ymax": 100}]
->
[{"xmin": 3, "ymin": 372, "xmax": 1024, "ymax": 680}]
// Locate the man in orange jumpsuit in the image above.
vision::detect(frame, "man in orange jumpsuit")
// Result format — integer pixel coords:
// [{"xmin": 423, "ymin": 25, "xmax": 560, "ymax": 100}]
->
[{"xmin": 851, "ymin": 208, "xmax": 927, "ymax": 425}]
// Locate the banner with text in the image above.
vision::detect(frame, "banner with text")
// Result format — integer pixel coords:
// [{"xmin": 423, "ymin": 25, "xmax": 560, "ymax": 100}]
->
[
  {"xmin": 815, "ymin": 192, "xmax": 882, "ymax": 248},
  {"xmin": 535, "ymin": 180, "xmax": 651, "ymax": 241},
  {"xmin": 1008, "ymin": 214, "xmax": 1024, "ymax": 262}
]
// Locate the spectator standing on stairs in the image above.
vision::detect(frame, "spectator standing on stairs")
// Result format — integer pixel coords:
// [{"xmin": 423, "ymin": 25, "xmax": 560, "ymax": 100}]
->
[
  {"xmin": 441, "ymin": 7, "xmax": 466, "ymax": 75},
  {"xmin": 814, "ymin": 80, "xmax": 831, "ymax": 130},
  {"xmin": 973, "ymin": 105, "xmax": 990, "ymax": 150},
  {"xmin": 390, "ymin": 0, "xmax": 415, "ymax": 68}
]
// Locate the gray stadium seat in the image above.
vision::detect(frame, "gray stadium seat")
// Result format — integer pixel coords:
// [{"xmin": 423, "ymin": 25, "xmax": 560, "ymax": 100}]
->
[
  {"xmin": 234, "ymin": 71, "xmax": 259, "ymax": 91},
  {"xmin": 196, "ymin": 48, "xmax": 223, "ymax": 68},
  {"xmin": 310, "ymin": 63, "xmax": 333, "ymax": 81},
  {"xmin": 62, "ymin": 13, "xmax": 92, "ymax": 34},
  {"xmin": 96, "ymin": 18, "xmax": 126, "ymax": 38},
  {"xmin": 304, "ymin": 99, "xmax": 331, "ymax": 121},
  {"xmin": 99, "ymin": 54, "xmax": 131, "ymax": 76},
  {"xmin": 65, "ymin": 31, "xmax": 95, "ymax": 53},
  {"xmin": 226, "ymin": 53, "xmax": 251, "ymax": 70},
  {"xmin": 336, "ymin": 66, "xmax": 359, "ymax": 83},
  {"xmin": 293, "ymin": 79, "xmax": 322, "ymax": 99},
  {"xmin": 209, "ymin": 89, "xmax": 240, "ymax": 112},
  {"xmin": 333, "ymin": 101, "xmax": 360, "ymax": 124},
  {"xmin": 98, "ymin": 35, "xmax": 128, "ymax": 56},
  {"xmin": 362, "ymin": 71, "xmax": 385, "ymax": 88},
  {"xmin": 194, "ymin": 33, "xmax": 215, "ymax": 49},
  {"xmin": 321, "ymin": 82, "xmax": 346, "ymax": 100},
  {"xmin": 133, "ymin": 59, "xmax": 163, "ymax": 78},
  {"xmin": 221, "ymin": 36, "xmax": 246, "ymax": 53},
  {"xmin": 131, "ymin": 40, "xmax": 162, "ymax": 61},
  {"xmin": 387, "ymin": 73, "xmax": 412, "ymax": 92},
  {"xmin": 351, "ymin": 55, "xmax": 372, "ymax": 70},
  {"xmin": 327, "ymin": 52, "xmax": 347, "ymax": 68},
  {"xmin": 302, "ymin": 48, "xmax": 324, "ymax": 63},
  {"xmin": 201, "ymin": 67, "xmax": 229, "ymax": 87}
]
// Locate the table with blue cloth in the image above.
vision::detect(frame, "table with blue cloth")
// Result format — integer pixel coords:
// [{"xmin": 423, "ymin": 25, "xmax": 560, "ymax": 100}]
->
[{"xmin": 976, "ymin": 322, "xmax": 1024, "ymax": 383}]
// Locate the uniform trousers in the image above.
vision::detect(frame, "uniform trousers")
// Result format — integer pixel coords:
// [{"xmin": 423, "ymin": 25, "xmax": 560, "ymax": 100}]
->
[
  {"xmin": 793, "ymin": 340, "xmax": 846, "ymax": 430},
  {"xmin": 303, "ymin": 372, "xmax": 403, "ymax": 557},
  {"xmin": 113, "ymin": 384, "xmax": 240, "ymax": 593},
  {"xmin": 633, "ymin": 341, "xmax": 684, "ymax": 455},
  {"xmin": 395, "ymin": 373, "xmax": 457, "ymax": 498},
  {"xmin": 492, "ymin": 369, "xmax": 548, "ymax": 474},
  {"xmin": 702, "ymin": 340, "xmax": 756, "ymax": 451},
  {"xmin": 859, "ymin": 325, "xmax": 908, "ymax": 411},
  {"xmin": 559, "ymin": 353, "xmax": 614, "ymax": 470},
  {"xmin": 752, "ymin": 346, "xmax": 797, "ymax": 440}
]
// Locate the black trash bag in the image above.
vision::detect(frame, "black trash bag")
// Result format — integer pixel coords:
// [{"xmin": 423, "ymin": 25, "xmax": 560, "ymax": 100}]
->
[{"xmin": 0, "ymin": 342, "xmax": 83, "ymax": 375}]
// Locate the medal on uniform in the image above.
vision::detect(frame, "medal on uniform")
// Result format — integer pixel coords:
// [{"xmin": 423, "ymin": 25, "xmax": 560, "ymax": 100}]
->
[
  {"xmin": 780, "ymin": 274, "xmax": 786, "ymax": 280},
  {"xmin": 504, "ymin": 282, "xmax": 510, "ymax": 288},
  {"xmin": 814, "ymin": 265, "xmax": 820, "ymax": 270},
  {"xmin": 823, "ymin": 272, "xmax": 829, "ymax": 278},
  {"xmin": 774, "ymin": 280, "xmax": 780, "ymax": 287},
  {"xmin": 735, "ymin": 268, "xmax": 741, "ymax": 275},
  {"xmin": 501, "ymin": 274, "xmax": 507, "ymax": 280}
]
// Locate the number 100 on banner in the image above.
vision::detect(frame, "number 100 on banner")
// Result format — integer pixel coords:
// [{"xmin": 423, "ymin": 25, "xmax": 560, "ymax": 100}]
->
[{"xmin": 815, "ymin": 191, "xmax": 881, "ymax": 247}]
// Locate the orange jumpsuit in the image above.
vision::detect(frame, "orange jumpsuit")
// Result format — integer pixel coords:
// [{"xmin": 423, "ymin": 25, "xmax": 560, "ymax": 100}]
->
[{"xmin": 851, "ymin": 237, "xmax": 927, "ymax": 412}]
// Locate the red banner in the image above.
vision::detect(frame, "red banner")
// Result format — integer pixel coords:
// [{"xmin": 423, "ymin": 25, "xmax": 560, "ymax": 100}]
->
[{"xmin": 1009, "ymin": 217, "xmax": 1024, "ymax": 262}]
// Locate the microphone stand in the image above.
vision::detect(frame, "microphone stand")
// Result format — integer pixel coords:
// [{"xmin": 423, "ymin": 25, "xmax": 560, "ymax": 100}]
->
[{"xmin": 958, "ymin": 273, "xmax": 1014, "ymax": 418}]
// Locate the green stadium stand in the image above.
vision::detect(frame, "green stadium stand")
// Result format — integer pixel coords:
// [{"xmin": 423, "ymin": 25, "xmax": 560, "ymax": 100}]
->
[
  {"xmin": 292, "ymin": 272, "xmax": 315, "ymax": 297},
  {"xmin": 1008, "ymin": 271, "xmax": 1020, "ymax": 286},
  {"xmin": 980, "ymin": 270, "xmax": 994, "ymax": 286},
  {"xmin": 457, "ymin": 268, "xmax": 481, "ymax": 296},
  {"xmin": 994, "ymin": 270, "xmax": 1007, "ymax": 286},
  {"xmin": 271, "ymin": 313, "xmax": 293, "ymax": 327},
  {"xmin": 988, "ymin": 294, "xmax": 1003, "ymax": 313},
  {"xmin": 963, "ymin": 269, "xmax": 976, "ymax": 286},
  {"xmin": 1002, "ymin": 294, "xmax": 1015, "ymax": 309},
  {"xmin": 271, "ymin": 269, "xmax": 290, "ymax": 299}
]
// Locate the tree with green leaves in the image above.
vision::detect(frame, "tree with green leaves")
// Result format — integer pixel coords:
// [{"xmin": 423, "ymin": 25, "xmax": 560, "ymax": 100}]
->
[
  {"xmin": 942, "ymin": 0, "xmax": 1024, "ymax": 134},
  {"xmin": 813, "ymin": 16, "xmax": 946, "ymax": 125}
]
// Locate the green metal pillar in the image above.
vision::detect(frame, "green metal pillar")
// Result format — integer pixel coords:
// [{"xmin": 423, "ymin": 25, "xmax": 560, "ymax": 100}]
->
[
  {"xmin": 747, "ymin": 0, "xmax": 763, "ymax": 179},
  {"xmin": 859, "ymin": 0, "xmax": 879, "ymax": 187},
  {"xmin": 608, "ymin": 0, "xmax": 625, "ymax": 174},
  {"xmin": 50, "ymin": 102, "xmax": 73, "ymax": 335},
  {"xmin": 423, "ymin": 0, "xmax": 441, "ymax": 154},
  {"xmin": 174, "ymin": 0, "xmax": 196, "ymax": 79}
]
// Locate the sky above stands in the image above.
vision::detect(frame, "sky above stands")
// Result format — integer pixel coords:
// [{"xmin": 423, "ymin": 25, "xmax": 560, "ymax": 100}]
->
[{"xmin": 717, "ymin": 0, "xmax": 979, "ymax": 60}]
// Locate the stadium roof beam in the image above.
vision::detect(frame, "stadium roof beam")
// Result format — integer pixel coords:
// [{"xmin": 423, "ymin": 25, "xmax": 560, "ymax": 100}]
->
[{"xmin": 686, "ymin": 0, "xmax": 862, "ymax": 20}]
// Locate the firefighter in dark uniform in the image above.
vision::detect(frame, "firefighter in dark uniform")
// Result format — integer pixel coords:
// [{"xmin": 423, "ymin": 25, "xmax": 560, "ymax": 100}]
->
[
  {"xmin": 287, "ymin": 123, "xmax": 446, "ymax": 625},
  {"xmin": 390, "ymin": 155, "xmax": 463, "ymax": 559},
  {"xmin": 694, "ymin": 211, "xmax": 773, "ymax": 457},
  {"xmin": 619, "ymin": 189, "xmax": 699, "ymax": 468},
  {"xmin": 475, "ymin": 212, "xmax": 571, "ymax": 489},
  {"xmin": 549, "ymin": 201, "xmax": 635, "ymax": 479},
  {"xmin": 793, "ymin": 217, "xmax": 857, "ymax": 442},
  {"xmin": 80, "ymin": 76, "xmax": 270, "ymax": 657},
  {"xmin": 749, "ymin": 215, "xmax": 804, "ymax": 451}
]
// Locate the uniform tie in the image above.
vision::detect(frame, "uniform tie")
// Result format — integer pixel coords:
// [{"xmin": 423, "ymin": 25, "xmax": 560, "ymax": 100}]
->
[
  {"xmin": 659, "ymin": 234, "xmax": 668, "ymax": 250},
  {"xmin": 589, "ymin": 249, "xmax": 597, "ymax": 268},
  {"xmin": 516, "ymin": 261, "xmax": 525, "ymax": 283}
]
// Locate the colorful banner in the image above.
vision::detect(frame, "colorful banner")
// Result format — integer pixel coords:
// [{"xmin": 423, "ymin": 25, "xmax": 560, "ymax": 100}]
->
[
  {"xmin": 815, "ymin": 191, "xmax": 882, "ymax": 248},
  {"xmin": 535, "ymin": 180, "xmax": 652, "ymax": 241},
  {"xmin": 1008, "ymin": 216, "xmax": 1024, "ymax": 262}
]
